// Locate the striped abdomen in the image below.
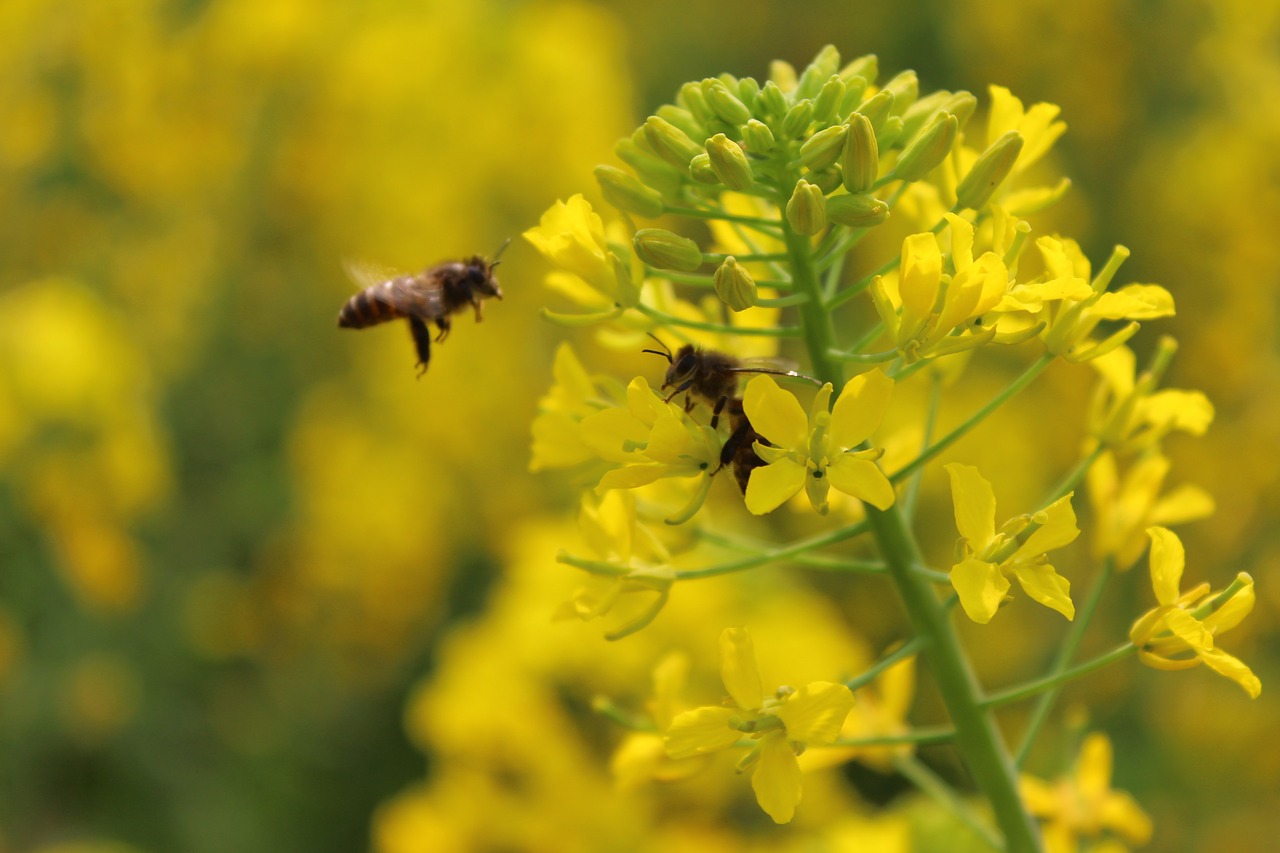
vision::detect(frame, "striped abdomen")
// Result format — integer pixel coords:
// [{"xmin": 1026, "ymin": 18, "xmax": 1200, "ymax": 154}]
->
[{"xmin": 337, "ymin": 279, "xmax": 415, "ymax": 328}]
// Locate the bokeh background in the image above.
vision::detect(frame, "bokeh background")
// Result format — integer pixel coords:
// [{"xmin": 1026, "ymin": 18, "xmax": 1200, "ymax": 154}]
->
[{"xmin": 1, "ymin": 1, "xmax": 1276, "ymax": 851}]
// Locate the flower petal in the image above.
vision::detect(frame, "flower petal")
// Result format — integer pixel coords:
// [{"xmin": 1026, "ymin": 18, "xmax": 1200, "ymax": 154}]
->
[
  {"xmin": 829, "ymin": 370, "xmax": 894, "ymax": 449},
  {"xmin": 1146, "ymin": 527, "xmax": 1185, "ymax": 606},
  {"xmin": 744, "ymin": 458, "xmax": 806, "ymax": 515},
  {"xmin": 751, "ymin": 732, "xmax": 803, "ymax": 824},
  {"xmin": 1020, "ymin": 493, "xmax": 1080, "ymax": 555},
  {"xmin": 1197, "ymin": 647, "xmax": 1262, "ymax": 699},
  {"xmin": 665, "ymin": 706, "xmax": 742, "ymax": 758},
  {"xmin": 951, "ymin": 557, "xmax": 1010, "ymax": 624},
  {"xmin": 945, "ymin": 463, "xmax": 996, "ymax": 547},
  {"xmin": 719, "ymin": 627, "xmax": 764, "ymax": 711},
  {"xmin": 1012, "ymin": 563, "xmax": 1075, "ymax": 620},
  {"xmin": 827, "ymin": 455, "xmax": 895, "ymax": 510},
  {"xmin": 743, "ymin": 374, "xmax": 809, "ymax": 451},
  {"xmin": 774, "ymin": 682, "xmax": 855, "ymax": 745}
]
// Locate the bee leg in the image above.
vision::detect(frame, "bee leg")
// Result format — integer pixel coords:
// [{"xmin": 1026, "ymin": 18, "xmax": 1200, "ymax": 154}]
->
[
  {"xmin": 433, "ymin": 316, "xmax": 452, "ymax": 343},
  {"xmin": 709, "ymin": 395, "xmax": 728, "ymax": 430},
  {"xmin": 472, "ymin": 299, "xmax": 484, "ymax": 323},
  {"xmin": 716, "ymin": 417, "xmax": 751, "ymax": 475},
  {"xmin": 663, "ymin": 379, "xmax": 695, "ymax": 404},
  {"xmin": 408, "ymin": 316, "xmax": 432, "ymax": 377}
]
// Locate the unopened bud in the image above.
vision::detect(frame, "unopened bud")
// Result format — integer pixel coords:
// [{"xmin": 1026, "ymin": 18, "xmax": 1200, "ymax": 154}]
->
[
  {"xmin": 759, "ymin": 80, "xmax": 788, "ymax": 119},
  {"xmin": 837, "ymin": 76, "xmax": 868, "ymax": 117},
  {"xmin": 899, "ymin": 91, "xmax": 952, "ymax": 141},
  {"xmin": 656, "ymin": 105, "xmax": 704, "ymax": 142},
  {"xmin": 634, "ymin": 228, "xmax": 703, "ymax": 272},
  {"xmin": 797, "ymin": 45, "xmax": 841, "ymax": 99},
  {"xmin": 702, "ymin": 79, "xmax": 752, "ymax": 126},
  {"xmin": 705, "ymin": 133, "xmax": 754, "ymax": 190},
  {"xmin": 956, "ymin": 130, "xmax": 1024, "ymax": 209},
  {"xmin": 786, "ymin": 179, "xmax": 827, "ymax": 235},
  {"xmin": 688, "ymin": 153, "xmax": 719, "ymax": 184},
  {"xmin": 742, "ymin": 119, "xmax": 776, "ymax": 154},
  {"xmin": 594, "ymin": 165, "xmax": 665, "ymax": 218},
  {"xmin": 643, "ymin": 115, "xmax": 703, "ymax": 169},
  {"xmin": 812, "ymin": 76, "xmax": 846, "ymax": 124},
  {"xmin": 882, "ymin": 69, "xmax": 919, "ymax": 113},
  {"xmin": 855, "ymin": 90, "xmax": 895, "ymax": 132},
  {"xmin": 940, "ymin": 90, "xmax": 978, "ymax": 129},
  {"xmin": 713, "ymin": 256, "xmax": 758, "ymax": 311},
  {"xmin": 799, "ymin": 125, "xmax": 847, "ymax": 171},
  {"xmin": 678, "ymin": 81, "xmax": 712, "ymax": 124},
  {"xmin": 825, "ymin": 193, "xmax": 889, "ymax": 227},
  {"xmin": 806, "ymin": 167, "xmax": 842, "ymax": 195},
  {"xmin": 738, "ymin": 77, "xmax": 760, "ymax": 111},
  {"xmin": 840, "ymin": 54, "xmax": 878, "ymax": 86},
  {"xmin": 841, "ymin": 113, "xmax": 879, "ymax": 193},
  {"xmin": 893, "ymin": 112, "xmax": 958, "ymax": 182},
  {"xmin": 876, "ymin": 115, "xmax": 904, "ymax": 150},
  {"xmin": 780, "ymin": 99, "xmax": 815, "ymax": 139},
  {"xmin": 615, "ymin": 138, "xmax": 683, "ymax": 196}
]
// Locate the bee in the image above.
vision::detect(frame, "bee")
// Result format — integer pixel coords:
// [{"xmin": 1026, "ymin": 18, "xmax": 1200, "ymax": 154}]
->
[
  {"xmin": 643, "ymin": 335, "xmax": 817, "ymax": 492},
  {"xmin": 337, "ymin": 240, "xmax": 508, "ymax": 376}
]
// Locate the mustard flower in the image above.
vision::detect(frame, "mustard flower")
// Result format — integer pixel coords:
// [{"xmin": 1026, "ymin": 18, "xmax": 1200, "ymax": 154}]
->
[
  {"xmin": 945, "ymin": 463, "xmax": 1078, "ymax": 623},
  {"xmin": 665, "ymin": 627, "xmax": 854, "ymax": 823},
  {"xmin": 1087, "ymin": 342, "xmax": 1214, "ymax": 454},
  {"xmin": 1129, "ymin": 527, "xmax": 1260, "ymax": 698},
  {"xmin": 1087, "ymin": 451, "xmax": 1214, "ymax": 569},
  {"xmin": 804, "ymin": 654, "xmax": 917, "ymax": 773},
  {"xmin": 983, "ymin": 85, "xmax": 1069, "ymax": 215},
  {"xmin": 530, "ymin": 342, "xmax": 613, "ymax": 472},
  {"xmin": 741, "ymin": 372, "xmax": 896, "ymax": 515},
  {"xmin": 610, "ymin": 652, "xmax": 707, "ymax": 788},
  {"xmin": 871, "ymin": 216, "xmax": 1008, "ymax": 362},
  {"xmin": 523, "ymin": 194, "xmax": 639, "ymax": 309},
  {"xmin": 1020, "ymin": 733, "xmax": 1153, "ymax": 853}
]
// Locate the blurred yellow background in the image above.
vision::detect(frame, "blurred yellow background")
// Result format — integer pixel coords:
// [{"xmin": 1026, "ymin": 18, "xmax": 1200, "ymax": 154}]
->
[{"xmin": 1, "ymin": 1, "xmax": 1275, "ymax": 851}]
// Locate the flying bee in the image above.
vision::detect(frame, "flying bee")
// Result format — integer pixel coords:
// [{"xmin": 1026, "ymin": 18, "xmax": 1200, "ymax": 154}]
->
[
  {"xmin": 337, "ymin": 240, "xmax": 508, "ymax": 376},
  {"xmin": 643, "ymin": 335, "xmax": 818, "ymax": 492}
]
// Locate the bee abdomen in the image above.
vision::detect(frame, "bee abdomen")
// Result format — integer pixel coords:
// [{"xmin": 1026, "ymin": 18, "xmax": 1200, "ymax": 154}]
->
[{"xmin": 337, "ymin": 286, "xmax": 406, "ymax": 328}]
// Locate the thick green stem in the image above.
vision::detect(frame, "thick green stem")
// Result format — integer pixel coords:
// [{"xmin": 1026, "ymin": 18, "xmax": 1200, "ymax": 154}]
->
[{"xmin": 785, "ymin": 218, "xmax": 1043, "ymax": 853}]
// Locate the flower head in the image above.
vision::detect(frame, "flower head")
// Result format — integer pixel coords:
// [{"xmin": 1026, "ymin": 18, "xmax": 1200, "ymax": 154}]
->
[
  {"xmin": 741, "ymin": 371, "xmax": 896, "ymax": 515},
  {"xmin": 665, "ymin": 627, "xmax": 854, "ymax": 823},
  {"xmin": 1129, "ymin": 527, "xmax": 1260, "ymax": 698},
  {"xmin": 946, "ymin": 463, "xmax": 1079, "ymax": 623}
]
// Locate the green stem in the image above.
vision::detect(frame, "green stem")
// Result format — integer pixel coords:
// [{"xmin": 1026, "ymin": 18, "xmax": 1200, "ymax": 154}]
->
[
  {"xmin": 675, "ymin": 520, "xmax": 870, "ymax": 579},
  {"xmin": 893, "ymin": 754, "xmax": 1004, "ymax": 851},
  {"xmin": 831, "ymin": 726, "xmax": 955, "ymax": 747},
  {"xmin": 844, "ymin": 638, "xmax": 927, "ymax": 692},
  {"xmin": 984, "ymin": 643, "xmax": 1137, "ymax": 708},
  {"xmin": 786, "ymin": 215, "xmax": 1043, "ymax": 853},
  {"xmin": 664, "ymin": 205, "xmax": 781, "ymax": 229},
  {"xmin": 891, "ymin": 353, "xmax": 1054, "ymax": 484},
  {"xmin": 1014, "ymin": 558, "xmax": 1115, "ymax": 766}
]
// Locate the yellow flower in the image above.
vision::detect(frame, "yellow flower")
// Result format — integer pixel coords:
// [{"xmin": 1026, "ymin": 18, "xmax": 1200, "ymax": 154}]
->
[
  {"xmin": 529, "ymin": 342, "xmax": 614, "ymax": 472},
  {"xmin": 1129, "ymin": 527, "xmax": 1260, "ymax": 698},
  {"xmin": 523, "ymin": 194, "xmax": 637, "ymax": 308},
  {"xmin": 945, "ymin": 463, "xmax": 1078, "ymax": 623},
  {"xmin": 1087, "ymin": 451, "xmax": 1214, "ymax": 569},
  {"xmin": 665, "ymin": 627, "xmax": 854, "ymax": 823},
  {"xmin": 983, "ymin": 85, "xmax": 1069, "ymax": 216},
  {"xmin": 741, "ymin": 372, "xmax": 896, "ymax": 515},
  {"xmin": 1087, "ymin": 343, "xmax": 1214, "ymax": 454},
  {"xmin": 610, "ymin": 652, "xmax": 708, "ymax": 788},
  {"xmin": 1021, "ymin": 733, "xmax": 1153, "ymax": 853}
]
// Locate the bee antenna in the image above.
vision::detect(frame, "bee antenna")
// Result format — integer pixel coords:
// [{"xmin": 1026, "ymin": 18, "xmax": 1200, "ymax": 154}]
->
[
  {"xmin": 643, "ymin": 331, "xmax": 673, "ymax": 361},
  {"xmin": 490, "ymin": 237, "xmax": 512, "ymax": 266}
]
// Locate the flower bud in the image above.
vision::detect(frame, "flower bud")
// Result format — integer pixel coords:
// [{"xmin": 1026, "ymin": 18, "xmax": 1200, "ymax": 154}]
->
[
  {"xmin": 893, "ymin": 112, "xmax": 958, "ymax": 182},
  {"xmin": 876, "ymin": 115, "xmax": 904, "ymax": 150},
  {"xmin": 898, "ymin": 91, "xmax": 952, "ymax": 141},
  {"xmin": 643, "ymin": 115, "xmax": 703, "ymax": 169},
  {"xmin": 840, "ymin": 53, "xmax": 878, "ymax": 86},
  {"xmin": 825, "ymin": 193, "xmax": 889, "ymax": 227},
  {"xmin": 841, "ymin": 112, "xmax": 879, "ymax": 193},
  {"xmin": 759, "ymin": 80, "xmax": 788, "ymax": 119},
  {"xmin": 812, "ymin": 76, "xmax": 846, "ymax": 124},
  {"xmin": 615, "ymin": 138, "xmax": 683, "ymax": 195},
  {"xmin": 688, "ymin": 152, "xmax": 719, "ymax": 184},
  {"xmin": 786, "ymin": 179, "xmax": 827, "ymax": 235},
  {"xmin": 677, "ymin": 81, "xmax": 712, "ymax": 124},
  {"xmin": 705, "ymin": 133, "xmax": 754, "ymax": 190},
  {"xmin": 713, "ymin": 256, "xmax": 758, "ymax": 311},
  {"xmin": 806, "ymin": 167, "xmax": 842, "ymax": 195},
  {"xmin": 940, "ymin": 90, "xmax": 978, "ymax": 129},
  {"xmin": 594, "ymin": 165, "xmax": 665, "ymax": 218},
  {"xmin": 882, "ymin": 69, "xmax": 919, "ymax": 113},
  {"xmin": 742, "ymin": 119, "xmax": 776, "ymax": 154},
  {"xmin": 854, "ymin": 89, "xmax": 895, "ymax": 132},
  {"xmin": 956, "ymin": 130, "xmax": 1024, "ymax": 209},
  {"xmin": 656, "ymin": 105, "xmax": 704, "ymax": 142},
  {"xmin": 769, "ymin": 59, "xmax": 798, "ymax": 92},
  {"xmin": 799, "ymin": 124, "xmax": 847, "ymax": 171},
  {"xmin": 837, "ymin": 76, "xmax": 868, "ymax": 117},
  {"xmin": 702, "ymin": 79, "xmax": 752, "ymax": 126},
  {"xmin": 780, "ymin": 99, "xmax": 814, "ymax": 139},
  {"xmin": 634, "ymin": 228, "xmax": 703, "ymax": 272},
  {"xmin": 798, "ymin": 45, "xmax": 842, "ymax": 98}
]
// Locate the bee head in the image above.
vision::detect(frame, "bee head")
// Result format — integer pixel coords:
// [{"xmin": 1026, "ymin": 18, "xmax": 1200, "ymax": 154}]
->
[{"xmin": 664, "ymin": 344, "xmax": 700, "ymax": 390}]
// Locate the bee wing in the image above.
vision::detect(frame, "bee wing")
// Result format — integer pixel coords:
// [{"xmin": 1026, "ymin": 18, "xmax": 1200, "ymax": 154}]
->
[
  {"xmin": 731, "ymin": 358, "xmax": 820, "ymax": 386},
  {"xmin": 342, "ymin": 258, "xmax": 445, "ymax": 318}
]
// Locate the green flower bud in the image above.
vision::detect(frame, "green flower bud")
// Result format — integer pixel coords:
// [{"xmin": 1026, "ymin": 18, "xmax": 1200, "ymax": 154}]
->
[
  {"xmin": 780, "ymin": 99, "xmax": 815, "ymax": 139},
  {"xmin": 759, "ymin": 80, "xmax": 788, "ymax": 119},
  {"xmin": 786, "ymin": 179, "xmax": 827, "ymax": 235},
  {"xmin": 742, "ymin": 119, "xmax": 776, "ymax": 154},
  {"xmin": 840, "ymin": 53, "xmax": 878, "ymax": 86},
  {"xmin": 799, "ymin": 124, "xmax": 847, "ymax": 171},
  {"xmin": 940, "ymin": 90, "xmax": 978, "ymax": 130},
  {"xmin": 610, "ymin": 251, "xmax": 641, "ymax": 308},
  {"xmin": 837, "ymin": 76, "xmax": 868, "ymax": 118},
  {"xmin": 656, "ymin": 105, "xmax": 704, "ymax": 142},
  {"xmin": 769, "ymin": 59, "xmax": 798, "ymax": 92},
  {"xmin": 688, "ymin": 152, "xmax": 719, "ymax": 184},
  {"xmin": 855, "ymin": 89, "xmax": 895, "ymax": 132},
  {"xmin": 806, "ymin": 167, "xmax": 842, "ymax": 195},
  {"xmin": 644, "ymin": 115, "xmax": 703, "ymax": 169},
  {"xmin": 812, "ymin": 76, "xmax": 846, "ymax": 123},
  {"xmin": 899, "ymin": 91, "xmax": 952, "ymax": 141},
  {"xmin": 705, "ymin": 133, "xmax": 754, "ymax": 190},
  {"xmin": 882, "ymin": 69, "xmax": 919, "ymax": 114},
  {"xmin": 678, "ymin": 81, "xmax": 712, "ymax": 124},
  {"xmin": 893, "ymin": 112, "xmax": 957, "ymax": 181},
  {"xmin": 702, "ymin": 79, "xmax": 752, "ymax": 126},
  {"xmin": 634, "ymin": 228, "xmax": 703, "ymax": 272},
  {"xmin": 738, "ymin": 76, "xmax": 760, "ymax": 111},
  {"xmin": 825, "ymin": 193, "xmax": 889, "ymax": 227},
  {"xmin": 615, "ymin": 138, "xmax": 683, "ymax": 195},
  {"xmin": 877, "ymin": 115, "xmax": 904, "ymax": 150},
  {"xmin": 841, "ymin": 113, "xmax": 879, "ymax": 193},
  {"xmin": 797, "ymin": 45, "xmax": 841, "ymax": 99},
  {"xmin": 713, "ymin": 256, "xmax": 758, "ymax": 311},
  {"xmin": 594, "ymin": 165, "xmax": 665, "ymax": 218},
  {"xmin": 956, "ymin": 130, "xmax": 1024, "ymax": 210}
]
